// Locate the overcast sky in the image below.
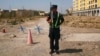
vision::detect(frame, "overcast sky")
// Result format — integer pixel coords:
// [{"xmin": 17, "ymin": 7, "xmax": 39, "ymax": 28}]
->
[{"xmin": 0, "ymin": 0, "xmax": 72, "ymax": 14}]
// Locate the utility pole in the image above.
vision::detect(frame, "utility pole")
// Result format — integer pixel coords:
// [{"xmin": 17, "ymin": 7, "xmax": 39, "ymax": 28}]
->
[
  {"xmin": 22, "ymin": 6, "xmax": 24, "ymax": 17},
  {"xmin": 9, "ymin": 5, "xmax": 12, "ymax": 19},
  {"xmin": 61, "ymin": 7, "xmax": 62, "ymax": 14}
]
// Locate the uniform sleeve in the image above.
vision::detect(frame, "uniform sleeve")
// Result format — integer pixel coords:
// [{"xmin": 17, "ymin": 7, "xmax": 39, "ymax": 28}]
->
[{"xmin": 60, "ymin": 14, "xmax": 64, "ymax": 25}]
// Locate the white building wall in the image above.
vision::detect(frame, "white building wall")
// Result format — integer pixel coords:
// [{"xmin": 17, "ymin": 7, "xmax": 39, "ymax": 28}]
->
[{"xmin": 72, "ymin": 8, "xmax": 100, "ymax": 16}]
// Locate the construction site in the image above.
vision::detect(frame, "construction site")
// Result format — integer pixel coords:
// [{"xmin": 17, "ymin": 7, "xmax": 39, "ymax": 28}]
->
[
  {"xmin": 0, "ymin": 16, "xmax": 100, "ymax": 56},
  {"xmin": 0, "ymin": 0, "xmax": 100, "ymax": 56}
]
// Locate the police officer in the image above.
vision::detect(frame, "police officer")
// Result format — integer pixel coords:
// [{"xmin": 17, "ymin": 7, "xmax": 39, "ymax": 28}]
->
[{"xmin": 47, "ymin": 5, "xmax": 64, "ymax": 54}]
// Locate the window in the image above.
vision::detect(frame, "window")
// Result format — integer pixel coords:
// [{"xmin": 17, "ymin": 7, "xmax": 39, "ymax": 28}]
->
[
  {"xmin": 89, "ymin": 1, "xmax": 91, "ymax": 4},
  {"xmin": 95, "ymin": 4, "xmax": 97, "ymax": 8},
  {"xmin": 89, "ymin": 6, "xmax": 90, "ymax": 9},
  {"xmin": 95, "ymin": 0, "xmax": 97, "ymax": 3}
]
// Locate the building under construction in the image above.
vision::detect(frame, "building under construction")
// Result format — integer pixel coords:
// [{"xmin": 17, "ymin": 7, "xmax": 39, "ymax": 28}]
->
[{"xmin": 73, "ymin": 0, "xmax": 100, "ymax": 16}]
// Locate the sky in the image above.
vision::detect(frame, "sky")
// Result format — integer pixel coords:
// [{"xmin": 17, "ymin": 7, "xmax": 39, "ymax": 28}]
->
[{"xmin": 0, "ymin": 0, "xmax": 72, "ymax": 14}]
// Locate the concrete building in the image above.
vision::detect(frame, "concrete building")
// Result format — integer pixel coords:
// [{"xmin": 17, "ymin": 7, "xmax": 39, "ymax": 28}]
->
[
  {"xmin": 39, "ymin": 11, "xmax": 45, "ymax": 16},
  {"xmin": 67, "ymin": 7, "xmax": 73, "ymax": 15},
  {"xmin": 11, "ymin": 9, "xmax": 18, "ymax": 11},
  {"xmin": 73, "ymin": 0, "xmax": 100, "ymax": 16}
]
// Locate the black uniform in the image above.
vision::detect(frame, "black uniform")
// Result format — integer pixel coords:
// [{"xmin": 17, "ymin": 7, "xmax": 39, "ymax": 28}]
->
[{"xmin": 47, "ymin": 12, "xmax": 64, "ymax": 51}]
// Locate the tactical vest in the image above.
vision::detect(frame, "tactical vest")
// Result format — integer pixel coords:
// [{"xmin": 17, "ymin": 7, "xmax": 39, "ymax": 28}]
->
[{"xmin": 51, "ymin": 12, "xmax": 60, "ymax": 28}]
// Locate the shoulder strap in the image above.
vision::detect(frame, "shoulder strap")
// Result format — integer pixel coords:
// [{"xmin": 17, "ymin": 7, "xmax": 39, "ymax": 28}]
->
[{"xmin": 55, "ymin": 12, "xmax": 60, "ymax": 27}]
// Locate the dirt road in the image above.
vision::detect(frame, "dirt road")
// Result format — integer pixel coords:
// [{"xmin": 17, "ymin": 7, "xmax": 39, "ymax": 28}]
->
[{"xmin": 0, "ymin": 17, "xmax": 100, "ymax": 56}]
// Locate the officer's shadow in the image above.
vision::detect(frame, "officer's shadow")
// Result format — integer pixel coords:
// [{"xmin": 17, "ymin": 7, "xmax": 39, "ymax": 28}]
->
[{"xmin": 59, "ymin": 48, "xmax": 83, "ymax": 53}]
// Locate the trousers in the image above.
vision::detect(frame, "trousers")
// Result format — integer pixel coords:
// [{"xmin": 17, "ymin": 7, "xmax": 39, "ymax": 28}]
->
[{"xmin": 49, "ymin": 28, "xmax": 60, "ymax": 51}]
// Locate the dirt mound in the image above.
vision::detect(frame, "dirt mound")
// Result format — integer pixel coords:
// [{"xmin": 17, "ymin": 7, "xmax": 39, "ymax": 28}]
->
[{"xmin": 64, "ymin": 16, "xmax": 100, "ymax": 29}]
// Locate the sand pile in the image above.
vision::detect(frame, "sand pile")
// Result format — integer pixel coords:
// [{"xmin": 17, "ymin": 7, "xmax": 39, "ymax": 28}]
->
[{"xmin": 64, "ymin": 16, "xmax": 100, "ymax": 28}]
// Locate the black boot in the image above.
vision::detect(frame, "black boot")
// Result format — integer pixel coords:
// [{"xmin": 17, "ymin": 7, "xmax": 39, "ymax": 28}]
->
[
  {"xmin": 55, "ymin": 50, "xmax": 60, "ymax": 54},
  {"xmin": 49, "ymin": 50, "xmax": 55, "ymax": 54}
]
